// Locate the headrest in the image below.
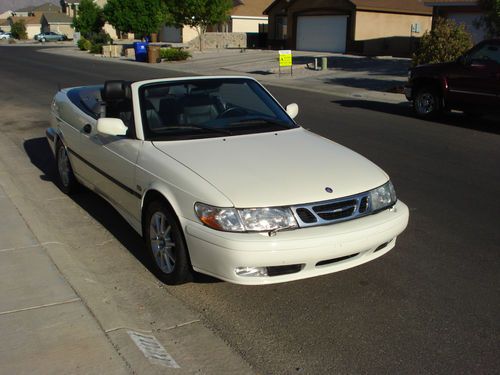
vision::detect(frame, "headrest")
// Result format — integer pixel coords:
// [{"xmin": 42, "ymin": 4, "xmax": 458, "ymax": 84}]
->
[{"xmin": 101, "ymin": 80, "xmax": 130, "ymax": 102}]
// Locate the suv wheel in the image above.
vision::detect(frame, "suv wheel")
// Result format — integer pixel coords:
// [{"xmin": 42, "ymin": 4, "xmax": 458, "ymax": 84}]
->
[{"xmin": 414, "ymin": 87, "xmax": 442, "ymax": 118}]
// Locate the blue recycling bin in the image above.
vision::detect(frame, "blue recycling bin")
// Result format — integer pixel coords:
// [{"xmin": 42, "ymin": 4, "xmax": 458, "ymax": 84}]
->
[{"xmin": 133, "ymin": 42, "xmax": 148, "ymax": 62}]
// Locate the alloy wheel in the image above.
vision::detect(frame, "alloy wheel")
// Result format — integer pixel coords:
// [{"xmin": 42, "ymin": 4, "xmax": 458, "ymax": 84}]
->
[
  {"xmin": 57, "ymin": 146, "xmax": 71, "ymax": 187},
  {"xmin": 149, "ymin": 212, "xmax": 176, "ymax": 274}
]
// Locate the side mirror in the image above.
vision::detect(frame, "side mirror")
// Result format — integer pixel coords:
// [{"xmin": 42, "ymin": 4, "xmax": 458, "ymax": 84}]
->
[
  {"xmin": 286, "ymin": 103, "xmax": 299, "ymax": 119},
  {"xmin": 97, "ymin": 118, "xmax": 127, "ymax": 136}
]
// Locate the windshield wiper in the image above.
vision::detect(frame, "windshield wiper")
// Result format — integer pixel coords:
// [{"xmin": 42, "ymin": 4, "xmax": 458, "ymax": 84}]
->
[
  {"xmin": 167, "ymin": 124, "xmax": 233, "ymax": 136},
  {"xmin": 229, "ymin": 118, "xmax": 292, "ymax": 129}
]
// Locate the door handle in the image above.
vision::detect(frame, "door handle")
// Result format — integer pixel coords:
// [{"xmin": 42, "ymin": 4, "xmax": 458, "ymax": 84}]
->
[{"xmin": 83, "ymin": 124, "xmax": 92, "ymax": 134}]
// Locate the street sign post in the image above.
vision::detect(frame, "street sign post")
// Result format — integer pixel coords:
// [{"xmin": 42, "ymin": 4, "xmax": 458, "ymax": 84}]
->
[{"xmin": 279, "ymin": 50, "xmax": 292, "ymax": 77}]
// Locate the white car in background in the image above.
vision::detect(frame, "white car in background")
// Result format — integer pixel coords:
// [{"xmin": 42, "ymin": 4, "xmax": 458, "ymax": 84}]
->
[
  {"xmin": 0, "ymin": 32, "xmax": 12, "ymax": 40},
  {"xmin": 46, "ymin": 76, "xmax": 409, "ymax": 285}
]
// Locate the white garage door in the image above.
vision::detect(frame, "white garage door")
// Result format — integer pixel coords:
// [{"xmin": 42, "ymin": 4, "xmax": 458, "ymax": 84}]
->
[{"xmin": 296, "ymin": 15, "xmax": 347, "ymax": 53}]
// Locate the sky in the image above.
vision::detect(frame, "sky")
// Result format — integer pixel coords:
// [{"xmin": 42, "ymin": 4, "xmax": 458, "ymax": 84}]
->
[{"xmin": 0, "ymin": 0, "xmax": 60, "ymax": 13}]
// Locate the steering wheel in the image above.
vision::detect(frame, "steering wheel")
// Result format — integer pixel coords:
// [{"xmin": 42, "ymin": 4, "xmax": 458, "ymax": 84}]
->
[{"xmin": 218, "ymin": 107, "xmax": 248, "ymax": 119}]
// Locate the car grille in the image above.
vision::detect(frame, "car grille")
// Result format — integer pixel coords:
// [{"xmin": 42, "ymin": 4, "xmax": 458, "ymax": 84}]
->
[{"xmin": 291, "ymin": 192, "xmax": 372, "ymax": 228}]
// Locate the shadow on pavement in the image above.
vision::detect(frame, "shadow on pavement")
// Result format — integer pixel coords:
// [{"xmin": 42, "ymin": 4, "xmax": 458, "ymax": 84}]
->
[
  {"xmin": 292, "ymin": 55, "xmax": 410, "ymax": 75},
  {"xmin": 334, "ymin": 99, "xmax": 500, "ymax": 135},
  {"xmin": 324, "ymin": 77, "xmax": 405, "ymax": 92},
  {"xmin": 23, "ymin": 137, "xmax": 219, "ymax": 284}
]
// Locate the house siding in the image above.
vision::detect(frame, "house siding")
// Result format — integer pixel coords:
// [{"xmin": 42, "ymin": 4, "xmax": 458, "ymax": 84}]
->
[
  {"xmin": 354, "ymin": 11, "xmax": 432, "ymax": 55},
  {"xmin": 266, "ymin": 0, "xmax": 432, "ymax": 56}
]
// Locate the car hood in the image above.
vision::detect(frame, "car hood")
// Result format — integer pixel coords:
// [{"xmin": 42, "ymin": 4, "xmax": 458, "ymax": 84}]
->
[{"xmin": 153, "ymin": 128, "xmax": 389, "ymax": 207}]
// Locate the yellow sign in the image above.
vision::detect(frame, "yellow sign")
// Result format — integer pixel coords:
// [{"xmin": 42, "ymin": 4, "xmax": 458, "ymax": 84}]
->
[{"xmin": 279, "ymin": 50, "xmax": 292, "ymax": 67}]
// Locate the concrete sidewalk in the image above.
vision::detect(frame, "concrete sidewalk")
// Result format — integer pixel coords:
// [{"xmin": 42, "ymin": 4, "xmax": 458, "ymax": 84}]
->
[
  {"xmin": 40, "ymin": 47, "xmax": 410, "ymax": 104},
  {"xmin": 0, "ymin": 185, "xmax": 129, "ymax": 374}
]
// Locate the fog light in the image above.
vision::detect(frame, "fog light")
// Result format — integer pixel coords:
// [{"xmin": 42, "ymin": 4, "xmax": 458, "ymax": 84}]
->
[{"xmin": 235, "ymin": 266, "xmax": 268, "ymax": 277}]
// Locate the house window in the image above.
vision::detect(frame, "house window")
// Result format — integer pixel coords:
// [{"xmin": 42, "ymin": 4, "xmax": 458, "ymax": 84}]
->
[{"xmin": 275, "ymin": 15, "xmax": 287, "ymax": 40}]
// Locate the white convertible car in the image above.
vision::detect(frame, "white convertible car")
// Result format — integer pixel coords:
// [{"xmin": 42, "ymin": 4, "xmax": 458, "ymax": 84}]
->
[{"xmin": 46, "ymin": 77, "xmax": 409, "ymax": 285}]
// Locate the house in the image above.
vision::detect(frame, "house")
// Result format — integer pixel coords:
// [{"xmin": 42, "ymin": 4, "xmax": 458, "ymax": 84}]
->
[
  {"xmin": 63, "ymin": 0, "xmax": 118, "ymax": 39},
  {"xmin": 160, "ymin": 0, "xmax": 272, "ymax": 44},
  {"xmin": 264, "ymin": 0, "xmax": 433, "ymax": 56},
  {"xmin": 0, "ymin": 19, "xmax": 11, "ymax": 32},
  {"xmin": 41, "ymin": 12, "xmax": 74, "ymax": 37},
  {"xmin": 11, "ymin": 6, "xmax": 35, "ymax": 17},
  {"xmin": 424, "ymin": 0, "xmax": 487, "ymax": 43},
  {"xmin": 9, "ymin": 15, "xmax": 42, "ymax": 39},
  {"xmin": 228, "ymin": 0, "xmax": 270, "ymax": 32},
  {"xmin": 12, "ymin": 3, "xmax": 60, "ymax": 17},
  {"xmin": 0, "ymin": 10, "xmax": 14, "ymax": 19}
]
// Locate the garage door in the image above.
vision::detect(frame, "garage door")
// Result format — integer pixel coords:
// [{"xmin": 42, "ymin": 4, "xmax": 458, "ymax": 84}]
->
[{"xmin": 296, "ymin": 15, "xmax": 347, "ymax": 53}]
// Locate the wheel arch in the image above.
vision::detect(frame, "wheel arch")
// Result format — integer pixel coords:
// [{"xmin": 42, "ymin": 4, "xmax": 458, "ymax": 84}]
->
[
  {"xmin": 141, "ymin": 187, "xmax": 194, "ymax": 269},
  {"xmin": 141, "ymin": 185, "xmax": 186, "ymax": 233}
]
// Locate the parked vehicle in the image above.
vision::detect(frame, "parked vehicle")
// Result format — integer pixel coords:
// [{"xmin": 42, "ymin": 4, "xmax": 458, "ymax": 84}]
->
[
  {"xmin": 35, "ymin": 32, "xmax": 67, "ymax": 42},
  {"xmin": 0, "ymin": 32, "xmax": 11, "ymax": 40},
  {"xmin": 46, "ymin": 77, "xmax": 409, "ymax": 285},
  {"xmin": 405, "ymin": 39, "xmax": 500, "ymax": 118}
]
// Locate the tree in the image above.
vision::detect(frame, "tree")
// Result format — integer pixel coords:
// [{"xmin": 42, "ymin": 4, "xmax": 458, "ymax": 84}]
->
[
  {"xmin": 166, "ymin": 0, "xmax": 232, "ymax": 51},
  {"xmin": 476, "ymin": 0, "xmax": 500, "ymax": 37},
  {"xmin": 11, "ymin": 20, "xmax": 27, "ymax": 40},
  {"xmin": 72, "ymin": 0, "xmax": 104, "ymax": 38},
  {"xmin": 412, "ymin": 18, "xmax": 474, "ymax": 66},
  {"xmin": 104, "ymin": 0, "xmax": 168, "ymax": 38}
]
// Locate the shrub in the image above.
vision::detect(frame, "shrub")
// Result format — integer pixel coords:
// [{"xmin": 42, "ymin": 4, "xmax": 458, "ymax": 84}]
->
[
  {"xmin": 88, "ymin": 31, "xmax": 112, "ymax": 45},
  {"xmin": 77, "ymin": 37, "xmax": 90, "ymax": 50},
  {"xmin": 89, "ymin": 43, "xmax": 103, "ymax": 54},
  {"xmin": 160, "ymin": 48, "xmax": 191, "ymax": 61},
  {"xmin": 11, "ymin": 20, "xmax": 27, "ymax": 40},
  {"xmin": 412, "ymin": 18, "xmax": 474, "ymax": 66}
]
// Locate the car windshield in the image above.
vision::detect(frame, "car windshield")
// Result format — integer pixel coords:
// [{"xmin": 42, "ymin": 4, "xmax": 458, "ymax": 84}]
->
[{"xmin": 139, "ymin": 78, "xmax": 298, "ymax": 141}]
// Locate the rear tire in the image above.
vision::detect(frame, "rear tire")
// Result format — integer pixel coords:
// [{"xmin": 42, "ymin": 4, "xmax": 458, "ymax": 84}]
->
[
  {"xmin": 55, "ymin": 140, "xmax": 78, "ymax": 194},
  {"xmin": 144, "ymin": 200, "xmax": 192, "ymax": 285},
  {"xmin": 414, "ymin": 86, "xmax": 442, "ymax": 119}
]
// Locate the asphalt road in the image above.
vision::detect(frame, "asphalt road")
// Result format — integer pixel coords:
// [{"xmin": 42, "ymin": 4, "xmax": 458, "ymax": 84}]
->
[{"xmin": 1, "ymin": 46, "xmax": 499, "ymax": 374}]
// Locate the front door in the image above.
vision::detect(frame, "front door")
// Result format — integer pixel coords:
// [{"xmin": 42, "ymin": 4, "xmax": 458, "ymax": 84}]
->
[
  {"xmin": 447, "ymin": 41, "xmax": 500, "ymax": 110},
  {"xmin": 78, "ymin": 107, "xmax": 143, "ymax": 227}
]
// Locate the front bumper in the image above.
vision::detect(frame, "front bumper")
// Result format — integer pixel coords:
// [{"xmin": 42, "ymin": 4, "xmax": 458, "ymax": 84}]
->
[
  {"xmin": 404, "ymin": 86, "xmax": 412, "ymax": 101},
  {"xmin": 46, "ymin": 127, "xmax": 57, "ymax": 156},
  {"xmin": 183, "ymin": 200, "xmax": 409, "ymax": 285}
]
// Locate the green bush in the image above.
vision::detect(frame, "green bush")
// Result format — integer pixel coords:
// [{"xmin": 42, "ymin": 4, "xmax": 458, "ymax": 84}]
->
[
  {"xmin": 412, "ymin": 18, "xmax": 474, "ymax": 66},
  {"xmin": 88, "ymin": 31, "xmax": 112, "ymax": 45},
  {"xmin": 89, "ymin": 43, "xmax": 103, "ymax": 54},
  {"xmin": 77, "ymin": 37, "xmax": 91, "ymax": 50},
  {"xmin": 11, "ymin": 20, "xmax": 27, "ymax": 40},
  {"xmin": 160, "ymin": 48, "xmax": 191, "ymax": 61}
]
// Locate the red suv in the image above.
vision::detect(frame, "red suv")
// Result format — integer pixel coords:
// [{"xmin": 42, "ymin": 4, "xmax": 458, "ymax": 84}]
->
[{"xmin": 405, "ymin": 39, "xmax": 500, "ymax": 118}]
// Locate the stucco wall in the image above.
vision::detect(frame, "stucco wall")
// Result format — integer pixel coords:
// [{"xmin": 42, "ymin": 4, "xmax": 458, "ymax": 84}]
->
[
  {"xmin": 26, "ymin": 25, "xmax": 41, "ymax": 39},
  {"xmin": 182, "ymin": 26, "xmax": 199, "ymax": 43},
  {"xmin": 103, "ymin": 22, "xmax": 118, "ymax": 39},
  {"xmin": 355, "ymin": 11, "xmax": 431, "ymax": 40},
  {"xmin": 231, "ymin": 17, "xmax": 268, "ymax": 33},
  {"xmin": 49, "ymin": 24, "xmax": 73, "ymax": 37},
  {"xmin": 354, "ymin": 11, "xmax": 432, "ymax": 56},
  {"xmin": 187, "ymin": 32, "xmax": 247, "ymax": 50}
]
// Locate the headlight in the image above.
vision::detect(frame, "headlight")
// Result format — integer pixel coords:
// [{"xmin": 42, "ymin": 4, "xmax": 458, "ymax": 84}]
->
[
  {"xmin": 238, "ymin": 207, "xmax": 297, "ymax": 232},
  {"xmin": 194, "ymin": 203, "xmax": 244, "ymax": 232},
  {"xmin": 407, "ymin": 69, "xmax": 412, "ymax": 80},
  {"xmin": 195, "ymin": 203, "xmax": 297, "ymax": 233},
  {"xmin": 369, "ymin": 181, "xmax": 397, "ymax": 211}
]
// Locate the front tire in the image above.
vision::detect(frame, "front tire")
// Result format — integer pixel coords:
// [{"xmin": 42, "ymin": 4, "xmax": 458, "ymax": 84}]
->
[
  {"xmin": 55, "ymin": 140, "xmax": 78, "ymax": 194},
  {"xmin": 144, "ymin": 201, "xmax": 192, "ymax": 285},
  {"xmin": 414, "ymin": 86, "xmax": 442, "ymax": 118}
]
